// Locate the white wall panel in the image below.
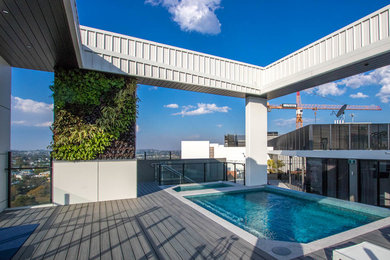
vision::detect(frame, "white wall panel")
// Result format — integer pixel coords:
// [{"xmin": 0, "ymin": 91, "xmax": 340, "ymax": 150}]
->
[
  {"xmin": 262, "ymin": 5, "xmax": 390, "ymax": 87},
  {"xmin": 79, "ymin": 5, "xmax": 389, "ymax": 97},
  {"xmin": 80, "ymin": 26, "xmax": 263, "ymax": 97}
]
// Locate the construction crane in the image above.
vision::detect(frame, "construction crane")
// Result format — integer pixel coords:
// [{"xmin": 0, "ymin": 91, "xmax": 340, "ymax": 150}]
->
[{"xmin": 267, "ymin": 92, "xmax": 382, "ymax": 129}]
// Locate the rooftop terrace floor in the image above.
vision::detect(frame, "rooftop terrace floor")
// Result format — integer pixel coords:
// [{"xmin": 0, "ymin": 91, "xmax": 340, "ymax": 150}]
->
[{"xmin": 1, "ymin": 183, "xmax": 390, "ymax": 259}]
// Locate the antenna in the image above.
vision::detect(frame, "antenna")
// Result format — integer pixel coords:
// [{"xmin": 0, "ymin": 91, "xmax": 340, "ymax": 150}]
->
[
  {"xmin": 336, "ymin": 104, "xmax": 348, "ymax": 117},
  {"xmin": 350, "ymin": 113, "xmax": 355, "ymax": 122}
]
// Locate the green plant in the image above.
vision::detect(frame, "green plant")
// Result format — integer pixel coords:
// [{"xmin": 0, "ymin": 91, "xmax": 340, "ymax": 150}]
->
[
  {"xmin": 50, "ymin": 69, "xmax": 125, "ymax": 111},
  {"xmin": 50, "ymin": 69, "xmax": 138, "ymax": 161},
  {"xmin": 267, "ymin": 159, "xmax": 285, "ymax": 173},
  {"xmin": 51, "ymin": 110, "xmax": 113, "ymax": 160},
  {"xmin": 97, "ymin": 82, "xmax": 138, "ymax": 139}
]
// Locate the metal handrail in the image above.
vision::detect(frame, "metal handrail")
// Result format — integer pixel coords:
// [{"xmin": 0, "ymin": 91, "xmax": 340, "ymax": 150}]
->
[
  {"xmin": 151, "ymin": 161, "xmax": 226, "ymax": 166},
  {"xmin": 161, "ymin": 164, "xmax": 196, "ymax": 184}
]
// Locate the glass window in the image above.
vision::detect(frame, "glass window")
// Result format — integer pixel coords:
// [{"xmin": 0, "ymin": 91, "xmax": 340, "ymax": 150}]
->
[
  {"xmin": 379, "ymin": 161, "xmax": 390, "ymax": 207},
  {"xmin": 331, "ymin": 125, "xmax": 349, "ymax": 150},
  {"xmin": 312, "ymin": 125, "xmax": 321, "ymax": 150},
  {"xmin": 370, "ymin": 124, "xmax": 388, "ymax": 150},
  {"xmin": 304, "ymin": 125, "xmax": 310, "ymax": 150},
  {"xmin": 306, "ymin": 158, "xmax": 324, "ymax": 195},
  {"xmin": 351, "ymin": 124, "xmax": 368, "ymax": 150},
  {"xmin": 326, "ymin": 159, "xmax": 337, "ymax": 198},
  {"xmin": 337, "ymin": 159, "xmax": 349, "ymax": 200},
  {"xmin": 312, "ymin": 125, "xmax": 330, "ymax": 150},
  {"xmin": 359, "ymin": 160, "xmax": 378, "ymax": 206}
]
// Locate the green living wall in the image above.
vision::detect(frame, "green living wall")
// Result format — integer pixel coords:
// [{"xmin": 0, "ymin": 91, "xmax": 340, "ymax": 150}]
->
[{"xmin": 50, "ymin": 69, "xmax": 138, "ymax": 160}]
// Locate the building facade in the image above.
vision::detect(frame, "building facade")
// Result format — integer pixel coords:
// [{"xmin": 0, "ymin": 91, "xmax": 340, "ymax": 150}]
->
[{"xmin": 268, "ymin": 123, "xmax": 390, "ymax": 207}]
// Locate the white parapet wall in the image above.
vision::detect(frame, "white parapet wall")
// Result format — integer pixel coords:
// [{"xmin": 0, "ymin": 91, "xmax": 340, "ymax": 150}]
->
[
  {"xmin": 0, "ymin": 56, "xmax": 11, "ymax": 212},
  {"xmin": 53, "ymin": 159, "xmax": 137, "ymax": 205},
  {"xmin": 181, "ymin": 141, "xmax": 210, "ymax": 159}
]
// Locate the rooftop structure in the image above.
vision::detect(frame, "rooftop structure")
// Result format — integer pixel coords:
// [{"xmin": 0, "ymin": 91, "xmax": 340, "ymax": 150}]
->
[{"xmin": 1, "ymin": 1, "xmax": 390, "ymax": 258}]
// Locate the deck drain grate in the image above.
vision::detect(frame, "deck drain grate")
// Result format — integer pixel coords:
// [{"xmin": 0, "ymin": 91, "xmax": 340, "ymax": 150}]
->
[{"xmin": 271, "ymin": 247, "xmax": 291, "ymax": 256}]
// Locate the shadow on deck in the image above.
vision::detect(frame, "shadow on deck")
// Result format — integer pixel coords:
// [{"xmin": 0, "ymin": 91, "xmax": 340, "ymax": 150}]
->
[
  {"xmin": 2, "ymin": 183, "xmax": 390, "ymax": 259},
  {"xmin": 0, "ymin": 182, "xmax": 273, "ymax": 259}
]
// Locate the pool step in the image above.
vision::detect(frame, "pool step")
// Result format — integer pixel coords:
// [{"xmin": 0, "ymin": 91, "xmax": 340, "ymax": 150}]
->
[{"xmin": 193, "ymin": 200, "xmax": 265, "ymax": 238}]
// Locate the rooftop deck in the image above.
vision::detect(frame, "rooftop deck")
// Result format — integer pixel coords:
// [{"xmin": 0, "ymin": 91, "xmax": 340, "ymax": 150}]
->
[{"xmin": 1, "ymin": 183, "xmax": 390, "ymax": 259}]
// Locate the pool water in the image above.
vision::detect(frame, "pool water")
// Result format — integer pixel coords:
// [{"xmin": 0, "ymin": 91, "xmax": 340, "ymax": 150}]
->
[
  {"xmin": 186, "ymin": 189, "xmax": 387, "ymax": 243},
  {"xmin": 173, "ymin": 183, "xmax": 233, "ymax": 192}
]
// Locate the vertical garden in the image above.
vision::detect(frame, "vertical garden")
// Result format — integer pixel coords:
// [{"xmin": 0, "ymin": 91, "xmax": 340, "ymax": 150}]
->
[{"xmin": 50, "ymin": 69, "xmax": 138, "ymax": 160}]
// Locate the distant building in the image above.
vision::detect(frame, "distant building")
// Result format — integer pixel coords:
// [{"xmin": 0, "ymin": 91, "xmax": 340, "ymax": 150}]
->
[
  {"xmin": 224, "ymin": 132, "xmax": 279, "ymax": 147},
  {"xmin": 267, "ymin": 123, "xmax": 390, "ymax": 207},
  {"xmin": 181, "ymin": 132, "xmax": 278, "ymax": 163}
]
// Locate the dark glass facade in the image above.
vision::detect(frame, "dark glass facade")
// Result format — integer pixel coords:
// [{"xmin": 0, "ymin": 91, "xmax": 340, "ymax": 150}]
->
[
  {"xmin": 268, "ymin": 123, "xmax": 390, "ymax": 150},
  {"xmin": 305, "ymin": 158, "xmax": 390, "ymax": 207},
  {"xmin": 306, "ymin": 158, "xmax": 349, "ymax": 199},
  {"xmin": 359, "ymin": 160, "xmax": 390, "ymax": 207}
]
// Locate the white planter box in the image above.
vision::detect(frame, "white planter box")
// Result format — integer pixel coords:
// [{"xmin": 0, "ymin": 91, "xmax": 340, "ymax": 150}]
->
[{"xmin": 53, "ymin": 159, "xmax": 137, "ymax": 205}]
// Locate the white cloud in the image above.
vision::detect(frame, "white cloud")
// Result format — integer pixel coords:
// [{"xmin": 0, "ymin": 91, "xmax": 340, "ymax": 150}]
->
[
  {"xmin": 374, "ymin": 66, "xmax": 390, "ymax": 103},
  {"xmin": 304, "ymin": 66, "xmax": 390, "ymax": 102},
  {"xmin": 316, "ymin": 82, "xmax": 346, "ymax": 96},
  {"xmin": 173, "ymin": 103, "xmax": 230, "ymax": 116},
  {"xmin": 12, "ymin": 120, "xmax": 27, "ymax": 125},
  {"xmin": 304, "ymin": 82, "xmax": 345, "ymax": 96},
  {"xmin": 11, "ymin": 96, "xmax": 53, "ymax": 128},
  {"xmin": 34, "ymin": 122, "xmax": 52, "ymax": 127},
  {"xmin": 274, "ymin": 118, "xmax": 296, "ymax": 127},
  {"xmin": 136, "ymin": 124, "xmax": 140, "ymax": 132},
  {"xmin": 11, "ymin": 120, "xmax": 52, "ymax": 127},
  {"xmin": 12, "ymin": 96, "xmax": 53, "ymax": 114},
  {"xmin": 216, "ymin": 124, "xmax": 222, "ymax": 128},
  {"xmin": 340, "ymin": 73, "xmax": 377, "ymax": 89},
  {"xmin": 145, "ymin": 0, "xmax": 222, "ymax": 34},
  {"xmin": 164, "ymin": 103, "xmax": 179, "ymax": 108},
  {"xmin": 350, "ymin": 92, "xmax": 369, "ymax": 99}
]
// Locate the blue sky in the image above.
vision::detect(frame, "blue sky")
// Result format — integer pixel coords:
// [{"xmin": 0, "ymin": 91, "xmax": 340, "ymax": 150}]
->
[{"xmin": 10, "ymin": 0, "xmax": 390, "ymax": 150}]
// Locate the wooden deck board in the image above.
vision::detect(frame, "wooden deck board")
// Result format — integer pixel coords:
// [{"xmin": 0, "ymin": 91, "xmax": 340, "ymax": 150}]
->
[
  {"xmin": 89, "ymin": 202, "xmax": 101, "ymax": 260},
  {"xmin": 1, "ymin": 182, "xmax": 389, "ymax": 260},
  {"xmin": 78, "ymin": 202, "xmax": 94, "ymax": 260},
  {"xmin": 66, "ymin": 203, "xmax": 89, "ymax": 259}
]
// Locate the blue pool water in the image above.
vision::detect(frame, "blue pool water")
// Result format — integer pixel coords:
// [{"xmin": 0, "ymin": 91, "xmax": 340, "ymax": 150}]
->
[
  {"xmin": 173, "ymin": 183, "xmax": 233, "ymax": 192},
  {"xmin": 186, "ymin": 188, "xmax": 389, "ymax": 243}
]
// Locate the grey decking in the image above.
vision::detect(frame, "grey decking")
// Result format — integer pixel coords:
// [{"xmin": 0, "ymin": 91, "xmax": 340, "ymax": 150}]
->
[
  {"xmin": 2, "ymin": 183, "xmax": 390, "ymax": 259},
  {"xmin": 0, "ymin": 183, "xmax": 273, "ymax": 259},
  {"xmin": 297, "ymin": 225, "xmax": 390, "ymax": 259}
]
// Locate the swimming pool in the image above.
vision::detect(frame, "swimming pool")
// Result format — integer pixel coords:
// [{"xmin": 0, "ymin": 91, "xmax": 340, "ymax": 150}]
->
[
  {"xmin": 173, "ymin": 182, "xmax": 233, "ymax": 192},
  {"xmin": 186, "ymin": 187, "xmax": 390, "ymax": 243}
]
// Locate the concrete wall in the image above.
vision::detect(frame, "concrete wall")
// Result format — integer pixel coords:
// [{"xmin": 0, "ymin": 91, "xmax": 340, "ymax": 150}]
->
[
  {"xmin": 181, "ymin": 141, "xmax": 210, "ymax": 159},
  {"xmin": 0, "ymin": 56, "xmax": 11, "ymax": 212},
  {"xmin": 53, "ymin": 160, "xmax": 137, "ymax": 205},
  {"xmin": 210, "ymin": 143, "xmax": 246, "ymax": 163},
  {"xmin": 245, "ymin": 96, "xmax": 268, "ymax": 186},
  {"xmin": 137, "ymin": 158, "xmax": 226, "ymax": 183}
]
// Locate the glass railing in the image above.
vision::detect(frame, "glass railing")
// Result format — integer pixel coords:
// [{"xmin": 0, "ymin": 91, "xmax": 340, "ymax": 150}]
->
[
  {"xmin": 153, "ymin": 161, "xmax": 245, "ymax": 186},
  {"xmin": 136, "ymin": 151, "xmax": 181, "ymax": 160},
  {"xmin": 7, "ymin": 151, "xmax": 52, "ymax": 208}
]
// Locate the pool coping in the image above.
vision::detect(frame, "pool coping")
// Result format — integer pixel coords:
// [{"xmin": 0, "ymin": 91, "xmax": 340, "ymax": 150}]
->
[{"xmin": 161, "ymin": 182, "xmax": 390, "ymax": 259}]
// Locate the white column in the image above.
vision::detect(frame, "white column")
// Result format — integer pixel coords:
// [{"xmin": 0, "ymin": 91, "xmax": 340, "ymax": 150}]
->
[
  {"xmin": 0, "ymin": 56, "xmax": 11, "ymax": 211},
  {"xmin": 245, "ymin": 96, "xmax": 268, "ymax": 186}
]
